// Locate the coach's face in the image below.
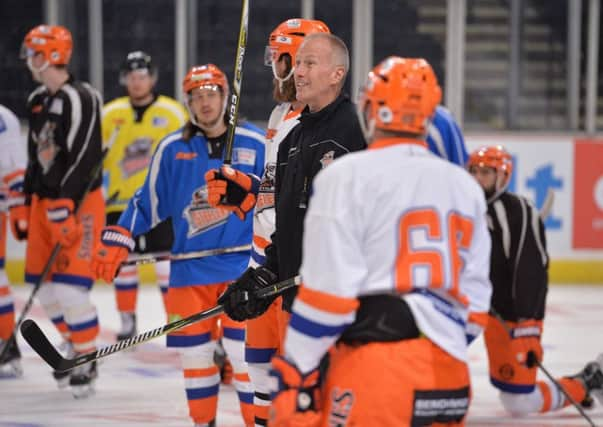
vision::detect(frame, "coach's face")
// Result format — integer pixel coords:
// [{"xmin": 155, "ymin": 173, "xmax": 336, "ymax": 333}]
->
[{"xmin": 294, "ymin": 37, "xmax": 340, "ymax": 112}]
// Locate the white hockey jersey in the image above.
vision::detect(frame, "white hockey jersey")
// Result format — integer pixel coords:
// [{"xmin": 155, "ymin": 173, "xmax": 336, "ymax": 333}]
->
[
  {"xmin": 287, "ymin": 140, "xmax": 492, "ymax": 373},
  {"xmin": 249, "ymin": 102, "xmax": 301, "ymax": 268},
  {"xmin": 0, "ymin": 105, "xmax": 27, "ymax": 211}
]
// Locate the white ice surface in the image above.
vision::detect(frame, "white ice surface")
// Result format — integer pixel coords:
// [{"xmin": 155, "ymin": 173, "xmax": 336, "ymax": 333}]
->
[{"xmin": 1, "ymin": 284, "xmax": 602, "ymax": 427}]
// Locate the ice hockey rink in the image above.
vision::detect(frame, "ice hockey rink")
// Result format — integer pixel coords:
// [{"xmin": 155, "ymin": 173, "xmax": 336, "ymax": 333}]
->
[{"xmin": 1, "ymin": 283, "xmax": 602, "ymax": 427}]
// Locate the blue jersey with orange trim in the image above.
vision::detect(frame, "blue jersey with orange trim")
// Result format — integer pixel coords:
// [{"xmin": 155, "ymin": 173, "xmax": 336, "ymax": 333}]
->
[
  {"xmin": 118, "ymin": 122, "xmax": 265, "ymax": 287},
  {"xmin": 426, "ymin": 105, "xmax": 468, "ymax": 166}
]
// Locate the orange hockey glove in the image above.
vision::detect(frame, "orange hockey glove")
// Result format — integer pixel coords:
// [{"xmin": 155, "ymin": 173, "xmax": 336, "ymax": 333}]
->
[
  {"xmin": 91, "ymin": 225, "xmax": 135, "ymax": 283},
  {"xmin": 204, "ymin": 165, "xmax": 260, "ymax": 220},
  {"xmin": 508, "ymin": 320, "xmax": 543, "ymax": 368},
  {"xmin": 46, "ymin": 198, "xmax": 82, "ymax": 248},
  {"xmin": 269, "ymin": 356, "xmax": 322, "ymax": 427},
  {"xmin": 4, "ymin": 169, "xmax": 29, "ymax": 241}
]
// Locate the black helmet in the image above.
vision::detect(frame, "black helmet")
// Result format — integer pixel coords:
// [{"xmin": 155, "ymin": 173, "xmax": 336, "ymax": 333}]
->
[{"xmin": 119, "ymin": 51, "xmax": 157, "ymax": 84}]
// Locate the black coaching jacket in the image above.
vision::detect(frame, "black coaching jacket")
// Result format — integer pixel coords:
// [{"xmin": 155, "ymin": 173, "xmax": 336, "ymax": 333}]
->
[
  {"xmin": 264, "ymin": 94, "xmax": 366, "ymax": 309},
  {"xmin": 487, "ymin": 191, "xmax": 549, "ymax": 321}
]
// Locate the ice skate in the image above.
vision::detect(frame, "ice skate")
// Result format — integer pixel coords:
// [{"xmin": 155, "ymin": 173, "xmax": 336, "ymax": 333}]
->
[
  {"xmin": 52, "ymin": 341, "xmax": 75, "ymax": 388},
  {"xmin": 117, "ymin": 312, "xmax": 137, "ymax": 341},
  {"xmin": 0, "ymin": 338, "xmax": 23, "ymax": 378},
  {"xmin": 69, "ymin": 360, "xmax": 98, "ymax": 399},
  {"xmin": 571, "ymin": 353, "xmax": 603, "ymax": 408}
]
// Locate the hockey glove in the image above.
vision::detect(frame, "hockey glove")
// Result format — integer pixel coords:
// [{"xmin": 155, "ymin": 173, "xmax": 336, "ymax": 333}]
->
[
  {"xmin": 508, "ymin": 320, "xmax": 543, "ymax": 369},
  {"xmin": 4, "ymin": 170, "xmax": 29, "ymax": 241},
  {"xmin": 269, "ymin": 356, "xmax": 322, "ymax": 427},
  {"xmin": 217, "ymin": 266, "xmax": 278, "ymax": 321},
  {"xmin": 46, "ymin": 198, "xmax": 82, "ymax": 248},
  {"xmin": 91, "ymin": 226, "xmax": 135, "ymax": 283},
  {"xmin": 204, "ymin": 165, "xmax": 260, "ymax": 220}
]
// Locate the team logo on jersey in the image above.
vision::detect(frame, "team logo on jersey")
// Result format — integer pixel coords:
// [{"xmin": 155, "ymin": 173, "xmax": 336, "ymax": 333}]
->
[
  {"xmin": 32, "ymin": 121, "xmax": 60, "ymax": 173},
  {"xmin": 256, "ymin": 162, "xmax": 275, "ymax": 214},
  {"xmin": 319, "ymin": 150, "xmax": 335, "ymax": 169},
  {"xmin": 119, "ymin": 137, "xmax": 153, "ymax": 178},
  {"xmin": 233, "ymin": 147, "xmax": 256, "ymax": 166},
  {"xmin": 152, "ymin": 116, "xmax": 168, "ymax": 127},
  {"xmin": 183, "ymin": 185, "xmax": 230, "ymax": 237},
  {"xmin": 328, "ymin": 388, "xmax": 354, "ymax": 426}
]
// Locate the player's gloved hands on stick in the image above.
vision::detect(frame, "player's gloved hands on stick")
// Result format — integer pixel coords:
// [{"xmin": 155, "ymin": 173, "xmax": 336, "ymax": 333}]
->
[
  {"xmin": 269, "ymin": 356, "xmax": 322, "ymax": 427},
  {"xmin": 218, "ymin": 266, "xmax": 278, "ymax": 321},
  {"xmin": 205, "ymin": 165, "xmax": 260, "ymax": 220},
  {"xmin": 46, "ymin": 198, "xmax": 82, "ymax": 248},
  {"xmin": 90, "ymin": 225, "xmax": 135, "ymax": 283}
]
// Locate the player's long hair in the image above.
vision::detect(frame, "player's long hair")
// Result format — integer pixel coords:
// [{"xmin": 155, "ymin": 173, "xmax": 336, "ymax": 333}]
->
[{"xmin": 272, "ymin": 55, "xmax": 296, "ymax": 103}]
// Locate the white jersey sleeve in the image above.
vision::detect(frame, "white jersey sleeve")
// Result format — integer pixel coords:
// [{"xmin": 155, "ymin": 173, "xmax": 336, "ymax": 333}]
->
[
  {"xmin": 288, "ymin": 143, "xmax": 491, "ymax": 373},
  {"xmin": 0, "ymin": 105, "xmax": 27, "ymax": 210},
  {"xmin": 249, "ymin": 102, "xmax": 301, "ymax": 268}
]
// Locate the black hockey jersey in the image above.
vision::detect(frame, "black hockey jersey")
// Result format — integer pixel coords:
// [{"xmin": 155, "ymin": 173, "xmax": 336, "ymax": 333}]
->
[
  {"xmin": 487, "ymin": 191, "xmax": 548, "ymax": 321},
  {"xmin": 24, "ymin": 75, "xmax": 103, "ymax": 203}
]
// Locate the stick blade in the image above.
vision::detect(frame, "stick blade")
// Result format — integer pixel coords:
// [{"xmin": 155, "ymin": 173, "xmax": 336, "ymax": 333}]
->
[{"xmin": 20, "ymin": 319, "xmax": 66, "ymax": 371}]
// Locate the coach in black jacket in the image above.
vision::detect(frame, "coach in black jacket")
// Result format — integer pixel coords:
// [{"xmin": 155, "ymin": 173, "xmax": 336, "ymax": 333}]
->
[{"xmin": 215, "ymin": 32, "xmax": 366, "ymax": 319}]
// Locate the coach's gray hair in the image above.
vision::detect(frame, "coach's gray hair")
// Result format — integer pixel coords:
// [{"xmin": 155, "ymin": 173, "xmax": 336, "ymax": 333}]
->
[{"xmin": 304, "ymin": 33, "xmax": 350, "ymax": 85}]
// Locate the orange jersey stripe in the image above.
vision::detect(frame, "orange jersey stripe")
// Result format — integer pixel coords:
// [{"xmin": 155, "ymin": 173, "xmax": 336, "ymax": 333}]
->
[{"xmin": 297, "ymin": 284, "xmax": 359, "ymax": 315}]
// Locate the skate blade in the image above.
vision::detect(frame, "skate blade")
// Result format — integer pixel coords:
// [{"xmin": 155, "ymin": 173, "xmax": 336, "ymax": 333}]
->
[{"xmin": 71, "ymin": 383, "xmax": 96, "ymax": 399}]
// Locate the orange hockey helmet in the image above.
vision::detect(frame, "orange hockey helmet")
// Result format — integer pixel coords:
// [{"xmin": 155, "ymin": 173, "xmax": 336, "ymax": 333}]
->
[
  {"xmin": 21, "ymin": 25, "xmax": 73, "ymax": 67},
  {"xmin": 467, "ymin": 145, "xmax": 514, "ymax": 191},
  {"xmin": 265, "ymin": 18, "xmax": 330, "ymax": 82},
  {"xmin": 358, "ymin": 56, "xmax": 441, "ymax": 139},
  {"xmin": 182, "ymin": 64, "xmax": 229, "ymax": 129},
  {"xmin": 182, "ymin": 64, "xmax": 228, "ymax": 95}
]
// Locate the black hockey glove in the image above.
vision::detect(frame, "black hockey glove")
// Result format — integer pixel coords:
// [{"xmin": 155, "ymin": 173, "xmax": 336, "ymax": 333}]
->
[{"xmin": 218, "ymin": 266, "xmax": 278, "ymax": 321}]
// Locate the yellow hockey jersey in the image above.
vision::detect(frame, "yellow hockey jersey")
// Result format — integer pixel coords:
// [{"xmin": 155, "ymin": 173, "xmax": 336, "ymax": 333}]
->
[{"xmin": 102, "ymin": 95, "xmax": 187, "ymax": 213}]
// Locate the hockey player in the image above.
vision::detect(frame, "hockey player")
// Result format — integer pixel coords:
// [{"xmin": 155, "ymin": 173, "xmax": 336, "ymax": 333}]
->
[
  {"xmin": 0, "ymin": 104, "xmax": 27, "ymax": 378},
  {"xmin": 212, "ymin": 18, "xmax": 331, "ymax": 427},
  {"xmin": 467, "ymin": 145, "xmax": 603, "ymax": 416},
  {"xmin": 91, "ymin": 64, "xmax": 264, "ymax": 427},
  {"xmin": 266, "ymin": 56, "xmax": 492, "ymax": 426},
  {"xmin": 427, "ymin": 105, "xmax": 468, "ymax": 166},
  {"xmin": 19, "ymin": 24, "xmax": 104, "ymax": 398},
  {"xmin": 102, "ymin": 51, "xmax": 187, "ymax": 340},
  {"xmin": 206, "ymin": 31, "xmax": 364, "ymax": 424}
]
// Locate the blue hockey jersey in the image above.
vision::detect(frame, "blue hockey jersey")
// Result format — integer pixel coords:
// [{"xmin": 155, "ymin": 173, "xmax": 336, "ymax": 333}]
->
[
  {"xmin": 426, "ymin": 105, "xmax": 469, "ymax": 167},
  {"xmin": 118, "ymin": 122, "xmax": 265, "ymax": 287}
]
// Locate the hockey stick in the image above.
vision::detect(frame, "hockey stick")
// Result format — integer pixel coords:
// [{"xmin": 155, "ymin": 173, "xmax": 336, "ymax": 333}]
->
[
  {"xmin": 21, "ymin": 275, "xmax": 301, "ymax": 372},
  {"xmin": 122, "ymin": 243, "xmax": 252, "ymax": 267},
  {"xmin": 0, "ymin": 127, "xmax": 119, "ymax": 361},
  {"xmin": 223, "ymin": 0, "xmax": 249, "ymax": 165},
  {"xmin": 490, "ymin": 310, "xmax": 596, "ymax": 427}
]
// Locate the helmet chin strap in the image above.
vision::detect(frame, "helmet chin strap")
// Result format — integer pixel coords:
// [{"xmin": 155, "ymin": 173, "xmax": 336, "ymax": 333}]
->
[
  {"xmin": 27, "ymin": 56, "xmax": 49, "ymax": 81},
  {"xmin": 356, "ymin": 104, "xmax": 375, "ymax": 143},
  {"xmin": 487, "ymin": 173, "xmax": 508, "ymax": 203},
  {"xmin": 272, "ymin": 61, "xmax": 295, "ymax": 93}
]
